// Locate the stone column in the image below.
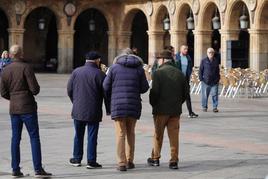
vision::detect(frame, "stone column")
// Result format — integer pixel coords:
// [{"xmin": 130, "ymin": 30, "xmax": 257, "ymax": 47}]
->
[
  {"xmin": 8, "ymin": 28, "xmax": 25, "ymax": 48},
  {"xmin": 170, "ymin": 30, "xmax": 187, "ymax": 53},
  {"xmin": 248, "ymin": 29, "xmax": 268, "ymax": 71},
  {"xmin": 107, "ymin": 31, "xmax": 117, "ymax": 65},
  {"xmin": 219, "ymin": 29, "xmax": 239, "ymax": 68},
  {"xmin": 147, "ymin": 30, "xmax": 165, "ymax": 65},
  {"xmin": 193, "ymin": 30, "xmax": 212, "ymax": 66},
  {"xmin": 57, "ymin": 30, "xmax": 75, "ymax": 73},
  {"xmin": 117, "ymin": 31, "xmax": 131, "ymax": 55}
]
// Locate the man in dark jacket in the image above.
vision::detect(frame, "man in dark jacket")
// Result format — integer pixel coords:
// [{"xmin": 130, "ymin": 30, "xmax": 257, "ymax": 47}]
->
[
  {"xmin": 67, "ymin": 51, "xmax": 108, "ymax": 169},
  {"xmin": 147, "ymin": 50, "xmax": 187, "ymax": 170},
  {"xmin": 0, "ymin": 45, "xmax": 52, "ymax": 178},
  {"xmin": 199, "ymin": 48, "xmax": 220, "ymax": 112},
  {"xmin": 103, "ymin": 48, "xmax": 149, "ymax": 171},
  {"xmin": 175, "ymin": 45, "xmax": 198, "ymax": 118}
]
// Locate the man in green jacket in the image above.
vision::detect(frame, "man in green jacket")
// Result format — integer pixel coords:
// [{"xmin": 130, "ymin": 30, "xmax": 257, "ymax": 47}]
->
[{"xmin": 147, "ymin": 50, "xmax": 188, "ymax": 170}]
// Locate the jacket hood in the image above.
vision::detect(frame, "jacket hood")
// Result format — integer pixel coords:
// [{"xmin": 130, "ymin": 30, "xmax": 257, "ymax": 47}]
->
[{"xmin": 114, "ymin": 54, "xmax": 143, "ymax": 68}]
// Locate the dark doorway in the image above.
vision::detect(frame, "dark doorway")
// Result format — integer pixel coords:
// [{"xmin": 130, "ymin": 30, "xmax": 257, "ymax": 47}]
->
[
  {"xmin": 227, "ymin": 30, "xmax": 249, "ymax": 69},
  {"xmin": 74, "ymin": 9, "xmax": 108, "ymax": 68},
  {"xmin": 0, "ymin": 9, "xmax": 8, "ymax": 53},
  {"xmin": 187, "ymin": 30, "xmax": 194, "ymax": 64},
  {"xmin": 130, "ymin": 11, "xmax": 148, "ymax": 64},
  {"xmin": 24, "ymin": 7, "xmax": 58, "ymax": 72},
  {"xmin": 211, "ymin": 29, "xmax": 221, "ymax": 64}
]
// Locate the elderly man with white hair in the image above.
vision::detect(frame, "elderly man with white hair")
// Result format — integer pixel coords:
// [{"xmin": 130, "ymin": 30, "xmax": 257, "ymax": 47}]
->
[
  {"xmin": 199, "ymin": 47, "xmax": 220, "ymax": 113},
  {"xmin": 0, "ymin": 44, "xmax": 52, "ymax": 178}
]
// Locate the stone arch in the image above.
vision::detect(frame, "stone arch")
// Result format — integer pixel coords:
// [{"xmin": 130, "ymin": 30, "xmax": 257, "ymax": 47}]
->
[
  {"xmin": 225, "ymin": 0, "xmax": 250, "ymax": 30},
  {"xmin": 120, "ymin": 8, "xmax": 148, "ymax": 32},
  {"xmin": 199, "ymin": 1, "xmax": 220, "ymax": 30},
  {"xmin": 21, "ymin": 5, "xmax": 61, "ymax": 30},
  {"xmin": 256, "ymin": 1, "xmax": 268, "ymax": 29},
  {"xmin": 175, "ymin": 2, "xmax": 193, "ymax": 31},
  {"xmin": 73, "ymin": 8, "xmax": 109, "ymax": 68},
  {"xmin": 152, "ymin": 4, "xmax": 170, "ymax": 31},
  {"xmin": 72, "ymin": 5, "xmax": 113, "ymax": 33},
  {"xmin": 23, "ymin": 7, "xmax": 58, "ymax": 71}
]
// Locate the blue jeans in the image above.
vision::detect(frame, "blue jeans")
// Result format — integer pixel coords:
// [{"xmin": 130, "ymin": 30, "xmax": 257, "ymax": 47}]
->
[
  {"xmin": 201, "ymin": 82, "xmax": 219, "ymax": 109},
  {"xmin": 10, "ymin": 112, "xmax": 42, "ymax": 172},
  {"xmin": 73, "ymin": 120, "xmax": 99, "ymax": 163}
]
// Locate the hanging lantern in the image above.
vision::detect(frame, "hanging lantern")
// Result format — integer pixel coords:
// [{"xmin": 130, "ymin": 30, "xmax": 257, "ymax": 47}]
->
[
  {"xmin": 163, "ymin": 16, "xmax": 170, "ymax": 31},
  {"xmin": 89, "ymin": 19, "xmax": 96, "ymax": 32},
  {"xmin": 239, "ymin": 5, "xmax": 249, "ymax": 29},
  {"xmin": 212, "ymin": 9, "xmax": 221, "ymax": 30},
  {"xmin": 186, "ymin": 11, "xmax": 195, "ymax": 30},
  {"xmin": 38, "ymin": 18, "xmax": 45, "ymax": 30}
]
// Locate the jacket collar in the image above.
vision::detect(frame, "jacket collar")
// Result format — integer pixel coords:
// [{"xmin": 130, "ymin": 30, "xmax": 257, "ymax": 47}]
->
[
  {"xmin": 159, "ymin": 61, "xmax": 174, "ymax": 68},
  {"xmin": 85, "ymin": 61, "xmax": 98, "ymax": 68}
]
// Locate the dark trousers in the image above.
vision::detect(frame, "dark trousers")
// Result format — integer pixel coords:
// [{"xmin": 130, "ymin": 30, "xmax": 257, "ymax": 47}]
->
[
  {"xmin": 10, "ymin": 112, "xmax": 42, "ymax": 172},
  {"xmin": 186, "ymin": 92, "xmax": 193, "ymax": 114},
  {"xmin": 73, "ymin": 120, "xmax": 99, "ymax": 162}
]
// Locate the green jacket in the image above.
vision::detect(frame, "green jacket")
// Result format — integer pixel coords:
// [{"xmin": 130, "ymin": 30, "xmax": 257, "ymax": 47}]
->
[{"xmin": 149, "ymin": 61, "xmax": 188, "ymax": 116}]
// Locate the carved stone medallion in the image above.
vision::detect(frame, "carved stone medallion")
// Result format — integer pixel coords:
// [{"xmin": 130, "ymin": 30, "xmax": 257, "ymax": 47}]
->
[
  {"xmin": 218, "ymin": 0, "xmax": 227, "ymax": 13},
  {"xmin": 64, "ymin": 2, "xmax": 77, "ymax": 17},
  {"xmin": 145, "ymin": 1, "xmax": 153, "ymax": 16},
  {"xmin": 247, "ymin": 0, "xmax": 257, "ymax": 11},
  {"xmin": 14, "ymin": 0, "xmax": 26, "ymax": 15},
  {"xmin": 168, "ymin": 0, "xmax": 176, "ymax": 15},
  {"xmin": 192, "ymin": 0, "xmax": 200, "ymax": 15}
]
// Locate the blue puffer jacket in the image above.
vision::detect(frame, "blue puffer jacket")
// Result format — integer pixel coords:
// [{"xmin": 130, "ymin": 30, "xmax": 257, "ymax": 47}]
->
[{"xmin": 103, "ymin": 54, "xmax": 149, "ymax": 120}]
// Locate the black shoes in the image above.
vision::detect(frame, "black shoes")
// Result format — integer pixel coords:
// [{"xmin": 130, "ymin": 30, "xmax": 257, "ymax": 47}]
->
[
  {"xmin": 86, "ymin": 162, "xmax": 102, "ymax": 169},
  {"xmin": 12, "ymin": 170, "xmax": 24, "ymax": 178},
  {"xmin": 202, "ymin": 108, "xmax": 208, "ymax": 112},
  {"xmin": 188, "ymin": 112, "xmax": 199, "ymax": 118},
  {"xmin": 34, "ymin": 168, "xmax": 52, "ymax": 178},
  {"xmin": 147, "ymin": 158, "xmax": 160, "ymax": 166},
  {"xmin": 213, "ymin": 108, "xmax": 219, "ymax": 113},
  {"xmin": 169, "ymin": 162, "xmax": 178, "ymax": 170},
  {"xmin": 117, "ymin": 166, "xmax": 127, "ymax": 171},
  {"xmin": 127, "ymin": 162, "xmax": 135, "ymax": 169},
  {"xmin": 69, "ymin": 158, "xmax": 81, "ymax": 167}
]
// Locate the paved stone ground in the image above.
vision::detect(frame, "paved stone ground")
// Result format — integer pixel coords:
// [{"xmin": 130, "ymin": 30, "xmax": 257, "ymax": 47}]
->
[{"xmin": 0, "ymin": 74, "xmax": 267, "ymax": 179}]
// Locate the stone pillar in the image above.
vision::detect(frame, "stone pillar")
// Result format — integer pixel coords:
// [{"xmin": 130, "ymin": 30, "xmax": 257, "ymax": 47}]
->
[
  {"xmin": 219, "ymin": 29, "xmax": 239, "ymax": 68},
  {"xmin": 147, "ymin": 30, "xmax": 165, "ymax": 65},
  {"xmin": 248, "ymin": 29, "xmax": 268, "ymax": 71},
  {"xmin": 170, "ymin": 30, "xmax": 187, "ymax": 53},
  {"xmin": 8, "ymin": 28, "xmax": 25, "ymax": 48},
  {"xmin": 193, "ymin": 30, "xmax": 212, "ymax": 66},
  {"xmin": 107, "ymin": 31, "xmax": 117, "ymax": 65},
  {"xmin": 117, "ymin": 31, "xmax": 131, "ymax": 55},
  {"xmin": 57, "ymin": 30, "xmax": 75, "ymax": 73}
]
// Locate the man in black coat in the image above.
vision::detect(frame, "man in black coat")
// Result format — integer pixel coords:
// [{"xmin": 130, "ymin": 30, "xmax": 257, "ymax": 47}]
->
[{"xmin": 67, "ymin": 51, "xmax": 108, "ymax": 169}]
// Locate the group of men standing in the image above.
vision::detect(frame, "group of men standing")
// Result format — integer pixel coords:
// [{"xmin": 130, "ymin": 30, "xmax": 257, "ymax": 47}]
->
[{"xmin": 0, "ymin": 43, "xmax": 220, "ymax": 177}]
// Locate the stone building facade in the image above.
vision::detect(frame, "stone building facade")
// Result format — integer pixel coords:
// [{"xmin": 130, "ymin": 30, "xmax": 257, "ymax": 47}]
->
[{"xmin": 0, "ymin": 0, "xmax": 267, "ymax": 73}]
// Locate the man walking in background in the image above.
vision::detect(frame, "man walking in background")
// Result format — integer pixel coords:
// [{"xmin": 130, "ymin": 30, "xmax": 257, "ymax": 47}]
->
[
  {"xmin": 175, "ymin": 45, "xmax": 198, "ymax": 118},
  {"xmin": 199, "ymin": 48, "xmax": 220, "ymax": 112}
]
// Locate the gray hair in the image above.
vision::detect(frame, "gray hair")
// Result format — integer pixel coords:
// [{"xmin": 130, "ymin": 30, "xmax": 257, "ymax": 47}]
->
[
  {"xmin": 120, "ymin": 48, "xmax": 133, "ymax": 55},
  {"xmin": 207, "ymin": 47, "xmax": 215, "ymax": 53},
  {"xmin": 9, "ymin": 45, "xmax": 22, "ymax": 58}
]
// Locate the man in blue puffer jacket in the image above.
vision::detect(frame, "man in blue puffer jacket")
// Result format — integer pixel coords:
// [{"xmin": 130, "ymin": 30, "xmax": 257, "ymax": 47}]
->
[{"xmin": 103, "ymin": 48, "xmax": 149, "ymax": 171}]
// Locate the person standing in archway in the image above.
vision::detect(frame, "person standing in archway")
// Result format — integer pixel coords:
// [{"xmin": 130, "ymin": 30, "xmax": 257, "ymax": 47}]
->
[{"xmin": 175, "ymin": 45, "xmax": 198, "ymax": 118}]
